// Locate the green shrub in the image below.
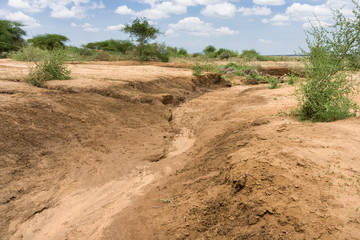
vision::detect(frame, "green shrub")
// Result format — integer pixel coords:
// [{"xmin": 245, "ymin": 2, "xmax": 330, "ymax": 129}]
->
[
  {"xmin": 223, "ymin": 62, "xmax": 256, "ymax": 76},
  {"xmin": 94, "ymin": 50, "xmax": 116, "ymax": 61},
  {"xmin": 25, "ymin": 49, "xmax": 70, "ymax": 86},
  {"xmin": 287, "ymin": 72, "xmax": 299, "ymax": 85},
  {"xmin": 178, "ymin": 48, "xmax": 188, "ymax": 57},
  {"xmin": 347, "ymin": 54, "xmax": 360, "ymax": 70},
  {"xmin": 296, "ymin": 1, "xmax": 360, "ymax": 122},
  {"xmin": 192, "ymin": 63, "xmax": 220, "ymax": 76},
  {"xmin": 11, "ymin": 45, "xmax": 49, "ymax": 62},
  {"xmin": 266, "ymin": 76, "xmax": 281, "ymax": 89},
  {"xmin": 240, "ymin": 49, "xmax": 264, "ymax": 61},
  {"xmin": 82, "ymin": 39, "xmax": 135, "ymax": 54},
  {"xmin": 217, "ymin": 48, "xmax": 238, "ymax": 59},
  {"xmin": 245, "ymin": 72, "xmax": 262, "ymax": 82},
  {"xmin": 203, "ymin": 45, "xmax": 216, "ymax": 55},
  {"xmin": 192, "ymin": 53, "xmax": 203, "ymax": 58}
]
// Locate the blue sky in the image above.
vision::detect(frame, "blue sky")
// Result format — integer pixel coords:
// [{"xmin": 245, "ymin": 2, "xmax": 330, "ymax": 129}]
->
[{"xmin": 0, "ymin": 0, "xmax": 356, "ymax": 54}]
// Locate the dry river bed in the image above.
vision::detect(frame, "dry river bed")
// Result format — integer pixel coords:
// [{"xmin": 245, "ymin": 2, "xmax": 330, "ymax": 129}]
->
[{"xmin": 0, "ymin": 59, "xmax": 360, "ymax": 240}]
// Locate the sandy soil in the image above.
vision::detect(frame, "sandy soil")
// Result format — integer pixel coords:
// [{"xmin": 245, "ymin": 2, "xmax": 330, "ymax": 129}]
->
[{"xmin": 0, "ymin": 59, "xmax": 359, "ymax": 240}]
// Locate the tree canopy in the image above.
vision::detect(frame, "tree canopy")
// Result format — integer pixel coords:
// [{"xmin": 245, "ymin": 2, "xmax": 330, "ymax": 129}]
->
[
  {"xmin": 83, "ymin": 39, "xmax": 135, "ymax": 53},
  {"xmin": 0, "ymin": 19, "xmax": 26, "ymax": 53},
  {"xmin": 27, "ymin": 34, "xmax": 69, "ymax": 50},
  {"xmin": 122, "ymin": 17, "xmax": 161, "ymax": 61}
]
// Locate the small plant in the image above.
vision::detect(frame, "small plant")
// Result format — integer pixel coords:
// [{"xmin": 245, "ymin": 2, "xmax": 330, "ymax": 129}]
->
[
  {"xmin": 266, "ymin": 76, "xmax": 281, "ymax": 89},
  {"xmin": 192, "ymin": 63, "xmax": 220, "ymax": 76},
  {"xmin": 159, "ymin": 198, "xmax": 172, "ymax": 203},
  {"xmin": 25, "ymin": 49, "xmax": 71, "ymax": 86},
  {"xmin": 287, "ymin": 72, "xmax": 299, "ymax": 85}
]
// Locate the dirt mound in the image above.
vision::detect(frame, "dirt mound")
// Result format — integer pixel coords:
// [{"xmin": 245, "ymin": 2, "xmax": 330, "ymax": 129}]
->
[{"xmin": 102, "ymin": 85, "xmax": 360, "ymax": 240}]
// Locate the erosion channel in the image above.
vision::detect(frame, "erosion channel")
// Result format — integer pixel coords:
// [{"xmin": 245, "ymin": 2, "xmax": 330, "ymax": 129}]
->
[{"xmin": 1, "ymin": 61, "xmax": 360, "ymax": 239}]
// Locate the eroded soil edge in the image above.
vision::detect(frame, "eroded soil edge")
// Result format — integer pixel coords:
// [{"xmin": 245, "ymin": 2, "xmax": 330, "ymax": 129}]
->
[{"xmin": 0, "ymin": 71, "xmax": 227, "ymax": 240}]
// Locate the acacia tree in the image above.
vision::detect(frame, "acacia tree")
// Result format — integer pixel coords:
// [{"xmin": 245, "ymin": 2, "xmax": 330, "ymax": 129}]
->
[
  {"xmin": 0, "ymin": 19, "xmax": 26, "ymax": 53},
  {"xmin": 121, "ymin": 17, "xmax": 160, "ymax": 61},
  {"xmin": 296, "ymin": 0, "xmax": 360, "ymax": 122},
  {"xmin": 28, "ymin": 34, "xmax": 69, "ymax": 50}
]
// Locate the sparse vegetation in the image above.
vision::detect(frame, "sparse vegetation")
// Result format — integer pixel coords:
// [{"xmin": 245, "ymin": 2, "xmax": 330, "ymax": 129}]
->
[
  {"xmin": 295, "ymin": 1, "xmax": 360, "ymax": 122},
  {"xmin": 192, "ymin": 62, "xmax": 221, "ymax": 76},
  {"xmin": 82, "ymin": 39, "xmax": 135, "ymax": 54},
  {"xmin": 266, "ymin": 76, "xmax": 281, "ymax": 89},
  {"xmin": 25, "ymin": 49, "xmax": 71, "ymax": 86},
  {"xmin": 240, "ymin": 49, "xmax": 264, "ymax": 61}
]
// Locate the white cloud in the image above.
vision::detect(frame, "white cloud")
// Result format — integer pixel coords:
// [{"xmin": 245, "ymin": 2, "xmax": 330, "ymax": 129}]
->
[
  {"xmin": 264, "ymin": 13, "xmax": 290, "ymax": 26},
  {"xmin": 7, "ymin": 0, "xmax": 105, "ymax": 19},
  {"xmin": 263, "ymin": 0, "xmax": 355, "ymax": 27},
  {"xmin": 71, "ymin": 22, "xmax": 99, "ymax": 32},
  {"xmin": 138, "ymin": 2, "xmax": 187, "ymax": 19},
  {"xmin": 106, "ymin": 24, "xmax": 125, "ymax": 31},
  {"xmin": 6, "ymin": 11, "xmax": 41, "ymax": 28},
  {"xmin": 115, "ymin": 5, "xmax": 135, "ymax": 15},
  {"xmin": 8, "ymin": 0, "xmax": 40, "ymax": 13},
  {"xmin": 166, "ymin": 17, "xmax": 238, "ymax": 36},
  {"xmin": 201, "ymin": 2, "xmax": 237, "ymax": 18},
  {"xmin": 115, "ymin": 2, "xmax": 187, "ymax": 19},
  {"xmin": 238, "ymin": 6, "xmax": 271, "ymax": 16},
  {"xmin": 253, "ymin": 0, "xmax": 285, "ymax": 6}
]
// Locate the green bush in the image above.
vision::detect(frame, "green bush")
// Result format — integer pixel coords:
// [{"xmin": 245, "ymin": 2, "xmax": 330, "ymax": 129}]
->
[
  {"xmin": 296, "ymin": 1, "xmax": 360, "ymax": 122},
  {"xmin": 245, "ymin": 72, "xmax": 262, "ymax": 82},
  {"xmin": 240, "ymin": 49, "xmax": 264, "ymax": 61},
  {"xmin": 178, "ymin": 48, "xmax": 188, "ymax": 57},
  {"xmin": 11, "ymin": 45, "xmax": 88, "ymax": 62},
  {"xmin": 217, "ymin": 48, "xmax": 238, "ymax": 59},
  {"xmin": 203, "ymin": 45, "xmax": 216, "ymax": 55},
  {"xmin": 347, "ymin": 54, "xmax": 360, "ymax": 70},
  {"xmin": 191, "ymin": 53, "xmax": 202, "ymax": 58},
  {"xmin": 287, "ymin": 72, "xmax": 299, "ymax": 85},
  {"xmin": 25, "ymin": 49, "xmax": 71, "ymax": 86},
  {"xmin": 10, "ymin": 45, "xmax": 50, "ymax": 62},
  {"xmin": 266, "ymin": 76, "xmax": 281, "ymax": 89},
  {"xmin": 192, "ymin": 63, "xmax": 220, "ymax": 76},
  {"xmin": 83, "ymin": 39, "xmax": 135, "ymax": 54}
]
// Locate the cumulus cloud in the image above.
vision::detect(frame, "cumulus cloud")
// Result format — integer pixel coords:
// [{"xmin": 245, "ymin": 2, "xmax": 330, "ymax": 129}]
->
[
  {"xmin": 238, "ymin": 6, "xmax": 271, "ymax": 16},
  {"xmin": 7, "ymin": 0, "xmax": 105, "ymax": 19},
  {"xmin": 201, "ymin": 2, "xmax": 237, "ymax": 18},
  {"xmin": 115, "ymin": 2, "xmax": 187, "ymax": 19},
  {"xmin": 263, "ymin": 0, "xmax": 354, "ymax": 27},
  {"xmin": 115, "ymin": 5, "xmax": 135, "ymax": 15},
  {"xmin": 71, "ymin": 22, "xmax": 99, "ymax": 32},
  {"xmin": 253, "ymin": 0, "xmax": 285, "ymax": 6},
  {"xmin": 106, "ymin": 24, "xmax": 125, "ymax": 31},
  {"xmin": 166, "ymin": 17, "xmax": 238, "ymax": 36},
  {"xmin": 6, "ymin": 10, "xmax": 41, "ymax": 28},
  {"xmin": 114, "ymin": 0, "xmax": 277, "ymax": 20}
]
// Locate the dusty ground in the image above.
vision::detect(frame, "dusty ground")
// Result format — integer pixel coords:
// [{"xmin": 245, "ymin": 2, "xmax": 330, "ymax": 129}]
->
[{"xmin": 0, "ymin": 59, "xmax": 360, "ymax": 240}]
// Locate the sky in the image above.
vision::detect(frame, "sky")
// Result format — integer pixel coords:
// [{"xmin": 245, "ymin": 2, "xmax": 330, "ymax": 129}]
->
[{"xmin": 0, "ymin": 0, "xmax": 357, "ymax": 54}]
